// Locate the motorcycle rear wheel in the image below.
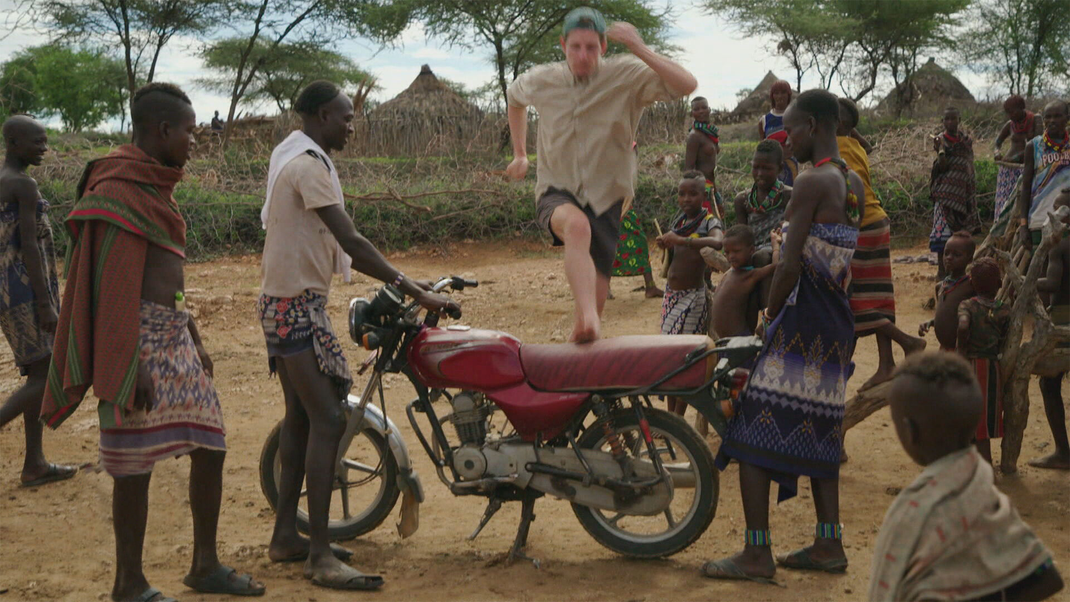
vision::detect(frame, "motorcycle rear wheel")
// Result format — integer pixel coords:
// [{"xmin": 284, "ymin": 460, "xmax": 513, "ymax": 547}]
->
[
  {"xmin": 571, "ymin": 408, "xmax": 718, "ymax": 558},
  {"xmin": 259, "ymin": 418, "xmax": 401, "ymax": 541}
]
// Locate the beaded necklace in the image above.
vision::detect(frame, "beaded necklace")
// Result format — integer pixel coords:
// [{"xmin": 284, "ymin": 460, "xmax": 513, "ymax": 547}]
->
[
  {"xmin": 747, "ymin": 180, "xmax": 784, "ymax": 214},
  {"xmin": 1043, "ymin": 130, "xmax": 1069, "ymax": 153}
]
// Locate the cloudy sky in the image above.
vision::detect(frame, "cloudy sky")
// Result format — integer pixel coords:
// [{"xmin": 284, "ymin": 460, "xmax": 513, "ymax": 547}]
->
[{"xmin": 0, "ymin": 1, "xmax": 996, "ymax": 130}]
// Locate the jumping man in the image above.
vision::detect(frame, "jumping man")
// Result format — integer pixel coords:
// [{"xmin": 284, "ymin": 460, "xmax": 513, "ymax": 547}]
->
[{"xmin": 505, "ymin": 6, "xmax": 696, "ymax": 342}]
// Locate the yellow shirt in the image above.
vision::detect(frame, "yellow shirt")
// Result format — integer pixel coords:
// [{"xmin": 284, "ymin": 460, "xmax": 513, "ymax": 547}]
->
[
  {"xmin": 837, "ymin": 136, "xmax": 887, "ymax": 227},
  {"xmin": 507, "ymin": 55, "xmax": 679, "ymax": 216}
]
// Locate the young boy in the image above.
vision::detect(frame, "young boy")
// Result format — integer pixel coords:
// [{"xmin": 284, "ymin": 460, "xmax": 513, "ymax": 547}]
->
[
  {"xmin": 708, "ymin": 224, "xmax": 780, "ymax": 339},
  {"xmin": 685, "ymin": 96, "xmax": 723, "ymax": 218},
  {"xmin": 871, "ymin": 352, "xmax": 1063, "ymax": 601},
  {"xmin": 41, "ymin": 83, "xmax": 264, "ymax": 601},
  {"xmin": 837, "ymin": 98, "xmax": 926, "ymax": 389},
  {"xmin": 1030, "ymin": 188, "xmax": 1070, "ymax": 470},
  {"xmin": 919, "ymin": 231, "xmax": 975, "ymax": 351},
  {"xmin": 994, "ymin": 95, "xmax": 1042, "ymax": 218},
  {"xmin": 656, "ymin": 171, "xmax": 723, "ymax": 417},
  {"xmin": 727, "ymin": 139, "xmax": 791, "ymax": 303},
  {"xmin": 956, "ymin": 257, "xmax": 1011, "ymax": 466},
  {"xmin": 930, "ymin": 107, "xmax": 981, "ymax": 281}
]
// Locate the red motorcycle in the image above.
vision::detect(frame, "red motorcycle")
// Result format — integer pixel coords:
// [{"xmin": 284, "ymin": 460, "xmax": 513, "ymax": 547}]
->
[{"xmin": 260, "ymin": 276, "xmax": 761, "ymax": 562}]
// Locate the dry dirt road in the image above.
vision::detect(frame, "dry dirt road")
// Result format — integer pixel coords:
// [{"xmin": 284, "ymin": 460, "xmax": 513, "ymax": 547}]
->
[{"xmin": 1, "ymin": 241, "xmax": 1067, "ymax": 602}]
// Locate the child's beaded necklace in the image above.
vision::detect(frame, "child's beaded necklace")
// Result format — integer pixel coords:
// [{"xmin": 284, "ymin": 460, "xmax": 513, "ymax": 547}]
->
[{"xmin": 1043, "ymin": 130, "xmax": 1069, "ymax": 153}]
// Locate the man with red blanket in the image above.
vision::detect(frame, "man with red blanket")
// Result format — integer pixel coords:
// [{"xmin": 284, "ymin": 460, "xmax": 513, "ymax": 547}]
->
[{"xmin": 41, "ymin": 83, "xmax": 264, "ymax": 602}]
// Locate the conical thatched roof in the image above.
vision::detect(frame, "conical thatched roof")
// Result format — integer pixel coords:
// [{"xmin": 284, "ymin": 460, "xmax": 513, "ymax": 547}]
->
[
  {"xmin": 728, "ymin": 71, "xmax": 795, "ymax": 121},
  {"xmin": 876, "ymin": 58, "xmax": 975, "ymax": 116},
  {"xmin": 370, "ymin": 64, "xmax": 482, "ymax": 120}
]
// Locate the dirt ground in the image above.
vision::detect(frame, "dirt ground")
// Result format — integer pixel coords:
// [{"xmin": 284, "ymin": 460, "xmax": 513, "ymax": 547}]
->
[{"xmin": 1, "ymin": 240, "xmax": 1068, "ymax": 602}]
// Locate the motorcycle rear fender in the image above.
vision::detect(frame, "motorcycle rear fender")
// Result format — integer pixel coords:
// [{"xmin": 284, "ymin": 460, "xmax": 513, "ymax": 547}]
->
[{"xmin": 344, "ymin": 395, "xmax": 425, "ymax": 504}]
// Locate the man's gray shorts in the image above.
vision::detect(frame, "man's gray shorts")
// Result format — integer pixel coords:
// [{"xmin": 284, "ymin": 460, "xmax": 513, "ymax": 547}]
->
[{"xmin": 536, "ymin": 187, "xmax": 623, "ymax": 277}]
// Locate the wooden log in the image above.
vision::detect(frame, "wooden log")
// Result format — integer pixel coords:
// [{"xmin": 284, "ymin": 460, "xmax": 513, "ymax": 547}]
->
[{"xmin": 843, "ymin": 379, "xmax": 896, "ymax": 431}]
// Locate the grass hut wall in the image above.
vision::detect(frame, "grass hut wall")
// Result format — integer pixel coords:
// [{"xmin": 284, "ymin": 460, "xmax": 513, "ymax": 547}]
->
[{"xmin": 362, "ymin": 64, "xmax": 485, "ymax": 156}]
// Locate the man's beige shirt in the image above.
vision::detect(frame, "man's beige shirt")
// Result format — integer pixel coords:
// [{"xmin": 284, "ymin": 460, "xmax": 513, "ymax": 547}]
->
[
  {"xmin": 261, "ymin": 153, "xmax": 342, "ymax": 298},
  {"xmin": 507, "ymin": 54, "xmax": 679, "ymax": 216}
]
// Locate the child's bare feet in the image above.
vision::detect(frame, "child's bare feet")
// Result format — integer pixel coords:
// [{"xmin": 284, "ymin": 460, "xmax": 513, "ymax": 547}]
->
[
  {"xmin": 645, "ymin": 285, "xmax": 664, "ymax": 298},
  {"xmin": 860, "ymin": 367, "xmax": 896, "ymax": 392},
  {"xmin": 1028, "ymin": 451, "xmax": 1070, "ymax": 470},
  {"xmin": 901, "ymin": 334, "xmax": 927, "ymax": 356}
]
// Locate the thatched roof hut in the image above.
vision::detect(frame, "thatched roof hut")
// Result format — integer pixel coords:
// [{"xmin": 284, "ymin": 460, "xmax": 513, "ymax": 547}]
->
[
  {"xmin": 362, "ymin": 64, "xmax": 484, "ymax": 156},
  {"xmin": 875, "ymin": 58, "xmax": 975, "ymax": 117}
]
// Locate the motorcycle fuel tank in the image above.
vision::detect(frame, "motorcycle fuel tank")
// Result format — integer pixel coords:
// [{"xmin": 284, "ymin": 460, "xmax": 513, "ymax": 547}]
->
[{"xmin": 408, "ymin": 327, "xmax": 527, "ymax": 390}]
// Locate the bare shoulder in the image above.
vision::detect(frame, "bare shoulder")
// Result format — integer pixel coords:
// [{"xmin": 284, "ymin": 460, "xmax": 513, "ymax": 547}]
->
[{"xmin": 0, "ymin": 169, "xmax": 39, "ymax": 203}]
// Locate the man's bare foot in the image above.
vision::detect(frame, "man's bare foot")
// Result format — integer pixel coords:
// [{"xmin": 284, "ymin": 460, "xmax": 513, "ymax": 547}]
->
[
  {"xmin": 1027, "ymin": 452, "xmax": 1070, "ymax": 470},
  {"xmin": 859, "ymin": 367, "xmax": 896, "ymax": 392},
  {"xmin": 569, "ymin": 312, "xmax": 600, "ymax": 343},
  {"xmin": 645, "ymin": 286, "xmax": 664, "ymax": 298},
  {"xmin": 900, "ymin": 334, "xmax": 927, "ymax": 356}
]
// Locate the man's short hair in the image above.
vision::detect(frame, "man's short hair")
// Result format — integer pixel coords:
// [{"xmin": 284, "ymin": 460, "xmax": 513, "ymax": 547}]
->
[
  {"xmin": 754, "ymin": 139, "xmax": 783, "ymax": 164},
  {"xmin": 793, "ymin": 89, "xmax": 840, "ymax": 128},
  {"xmin": 968, "ymin": 257, "xmax": 1002, "ymax": 297},
  {"xmin": 1045, "ymin": 99, "xmax": 1069, "ymax": 114},
  {"xmin": 723, "ymin": 224, "xmax": 755, "ymax": 247},
  {"xmin": 294, "ymin": 80, "xmax": 342, "ymax": 116},
  {"xmin": 681, "ymin": 169, "xmax": 705, "ymax": 182},
  {"xmin": 837, "ymin": 97, "xmax": 860, "ymax": 129},
  {"xmin": 131, "ymin": 82, "xmax": 192, "ymax": 133},
  {"xmin": 1003, "ymin": 95, "xmax": 1026, "ymax": 112},
  {"xmin": 691, "ymin": 96, "xmax": 707, "ymax": 105},
  {"xmin": 944, "ymin": 106, "xmax": 960, "ymax": 115}
]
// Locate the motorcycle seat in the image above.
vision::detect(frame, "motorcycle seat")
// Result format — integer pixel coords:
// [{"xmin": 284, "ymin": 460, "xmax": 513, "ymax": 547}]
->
[{"xmin": 520, "ymin": 335, "xmax": 714, "ymax": 393}]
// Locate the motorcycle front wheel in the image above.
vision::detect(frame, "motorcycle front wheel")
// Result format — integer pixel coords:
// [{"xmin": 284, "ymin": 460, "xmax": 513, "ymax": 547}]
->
[
  {"xmin": 571, "ymin": 407, "xmax": 718, "ymax": 558},
  {"xmin": 258, "ymin": 419, "xmax": 401, "ymax": 541}
]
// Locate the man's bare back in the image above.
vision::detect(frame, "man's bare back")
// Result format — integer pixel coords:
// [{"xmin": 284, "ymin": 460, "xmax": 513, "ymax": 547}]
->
[{"xmin": 710, "ymin": 267, "xmax": 773, "ymax": 337}]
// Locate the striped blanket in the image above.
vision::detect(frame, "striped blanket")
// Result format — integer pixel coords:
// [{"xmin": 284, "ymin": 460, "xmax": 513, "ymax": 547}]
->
[{"xmin": 42, "ymin": 144, "xmax": 189, "ymax": 428}]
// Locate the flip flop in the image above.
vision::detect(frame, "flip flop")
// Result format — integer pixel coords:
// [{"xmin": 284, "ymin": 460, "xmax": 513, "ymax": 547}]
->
[
  {"xmin": 182, "ymin": 565, "xmax": 265, "ymax": 597},
  {"xmin": 272, "ymin": 542, "xmax": 353, "ymax": 563},
  {"xmin": 127, "ymin": 587, "xmax": 176, "ymax": 602},
  {"xmin": 20, "ymin": 463, "xmax": 77, "ymax": 488},
  {"xmin": 304, "ymin": 563, "xmax": 384, "ymax": 591},
  {"xmin": 701, "ymin": 558, "xmax": 781, "ymax": 586},
  {"xmin": 777, "ymin": 547, "xmax": 848, "ymax": 573}
]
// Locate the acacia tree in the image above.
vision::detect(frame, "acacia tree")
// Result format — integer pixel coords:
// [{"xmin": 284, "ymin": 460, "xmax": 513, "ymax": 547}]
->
[
  {"xmin": 2, "ymin": 44, "xmax": 126, "ymax": 130},
  {"xmin": 410, "ymin": 0, "xmax": 674, "ymax": 105},
  {"xmin": 205, "ymin": 0, "xmax": 406, "ymax": 146},
  {"xmin": 959, "ymin": 0, "xmax": 1069, "ymax": 97},
  {"xmin": 199, "ymin": 38, "xmax": 377, "ymax": 113},
  {"xmin": 33, "ymin": 0, "xmax": 227, "ymax": 102}
]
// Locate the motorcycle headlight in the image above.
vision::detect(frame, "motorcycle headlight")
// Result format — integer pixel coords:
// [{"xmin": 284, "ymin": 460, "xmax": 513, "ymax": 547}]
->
[{"xmin": 349, "ymin": 298, "xmax": 371, "ymax": 343}]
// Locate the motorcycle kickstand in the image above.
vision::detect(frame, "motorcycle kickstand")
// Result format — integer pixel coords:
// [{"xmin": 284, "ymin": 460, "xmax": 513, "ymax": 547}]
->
[
  {"xmin": 507, "ymin": 491, "xmax": 540, "ymax": 569},
  {"xmin": 467, "ymin": 498, "xmax": 502, "ymax": 541}
]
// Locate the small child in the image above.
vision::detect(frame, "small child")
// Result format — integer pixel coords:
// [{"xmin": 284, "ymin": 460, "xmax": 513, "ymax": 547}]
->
[
  {"xmin": 709, "ymin": 225, "xmax": 780, "ymax": 339},
  {"xmin": 929, "ymin": 107, "xmax": 981, "ymax": 281},
  {"xmin": 870, "ymin": 352, "xmax": 1063, "ymax": 601},
  {"xmin": 919, "ymin": 231, "xmax": 975, "ymax": 351},
  {"xmin": 657, "ymin": 171, "xmax": 724, "ymax": 417},
  {"xmin": 956, "ymin": 257, "xmax": 1011, "ymax": 466}
]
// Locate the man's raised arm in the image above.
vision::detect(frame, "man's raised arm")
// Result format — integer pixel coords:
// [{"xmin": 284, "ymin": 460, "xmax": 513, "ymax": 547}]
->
[{"xmin": 607, "ymin": 22, "xmax": 696, "ymax": 96}]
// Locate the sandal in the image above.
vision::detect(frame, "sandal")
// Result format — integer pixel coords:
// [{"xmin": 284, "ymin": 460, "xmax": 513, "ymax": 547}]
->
[
  {"xmin": 182, "ymin": 565, "xmax": 265, "ymax": 597},
  {"xmin": 20, "ymin": 463, "xmax": 77, "ymax": 488},
  {"xmin": 777, "ymin": 547, "xmax": 848, "ymax": 573},
  {"xmin": 701, "ymin": 558, "xmax": 781, "ymax": 586},
  {"xmin": 271, "ymin": 542, "xmax": 353, "ymax": 563},
  {"xmin": 304, "ymin": 563, "xmax": 384, "ymax": 591},
  {"xmin": 127, "ymin": 587, "xmax": 176, "ymax": 602}
]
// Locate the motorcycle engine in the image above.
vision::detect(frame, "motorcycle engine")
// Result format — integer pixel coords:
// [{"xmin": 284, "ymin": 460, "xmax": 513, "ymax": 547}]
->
[{"xmin": 449, "ymin": 392, "xmax": 489, "ymax": 445}]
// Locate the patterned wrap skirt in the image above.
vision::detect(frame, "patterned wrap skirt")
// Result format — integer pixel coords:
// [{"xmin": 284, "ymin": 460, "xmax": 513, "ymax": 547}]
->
[
  {"xmin": 661, "ymin": 285, "xmax": 708, "ymax": 336},
  {"xmin": 98, "ymin": 300, "xmax": 226, "ymax": 477},
  {"xmin": 257, "ymin": 290, "xmax": 352, "ymax": 401},
  {"xmin": 612, "ymin": 210, "xmax": 653, "ymax": 277}
]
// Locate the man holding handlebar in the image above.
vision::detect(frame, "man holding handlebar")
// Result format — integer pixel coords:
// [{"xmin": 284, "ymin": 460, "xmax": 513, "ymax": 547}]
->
[{"xmin": 257, "ymin": 80, "xmax": 455, "ymax": 591}]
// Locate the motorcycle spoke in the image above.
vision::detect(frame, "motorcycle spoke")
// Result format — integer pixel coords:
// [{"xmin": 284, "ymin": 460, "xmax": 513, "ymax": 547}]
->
[
  {"xmin": 606, "ymin": 512, "xmax": 626, "ymax": 527},
  {"xmin": 339, "ymin": 478, "xmax": 352, "ymax": 519},
  {"xmin": 342, "ymin": 458, "xmax": 382, "ymax": 476},
  {"xmin": 663, "ymin": 508, "xmax": 676, "ymax": 529}
]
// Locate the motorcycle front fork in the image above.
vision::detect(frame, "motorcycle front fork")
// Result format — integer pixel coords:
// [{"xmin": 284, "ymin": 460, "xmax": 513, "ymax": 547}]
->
[{"xmin": 590, "ymin": 396, "xmax": 671, "ymax": 485}]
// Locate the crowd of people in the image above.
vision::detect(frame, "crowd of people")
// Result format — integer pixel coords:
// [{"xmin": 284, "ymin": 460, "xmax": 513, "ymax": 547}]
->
[{"xmin": 1, "ymin": 6, "xmax": 1067, "ymax": 602}]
